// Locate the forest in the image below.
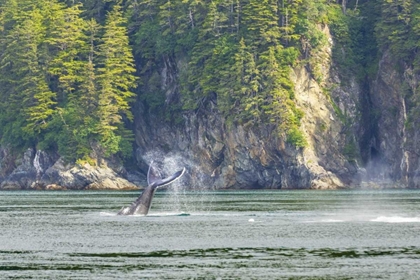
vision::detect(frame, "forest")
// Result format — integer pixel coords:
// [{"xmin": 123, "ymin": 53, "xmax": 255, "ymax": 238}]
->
[{"xmin": 0, "ymin": 0, "xmax": 419, "ymax": 164}]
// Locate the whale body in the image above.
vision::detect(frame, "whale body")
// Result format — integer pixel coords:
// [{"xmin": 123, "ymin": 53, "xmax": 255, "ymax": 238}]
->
[{"xmin": 118, "ymin": 162, "xmax": 186, "ymax": 216}]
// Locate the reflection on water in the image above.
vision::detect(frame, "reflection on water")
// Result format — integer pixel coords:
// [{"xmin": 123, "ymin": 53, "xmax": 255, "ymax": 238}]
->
[{"xmin": 1, "ymin": 189, "xmax": 420, "ymax": 279}]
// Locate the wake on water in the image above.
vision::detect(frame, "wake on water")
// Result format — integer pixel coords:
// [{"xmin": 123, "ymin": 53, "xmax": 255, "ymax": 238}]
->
[
  {"xmin": 312, "ymin": 215, "xmax": 420, "ymax": 223},
  {"xmin": 100, "ymin": 209, "xmax": 420, "ymax": 224},
  {"xmin": 100, "ymin": 211, "xmax": 191, "ymax": 217},
  {"xmin": 371, "ymin": 216, "xmax": 420, "ymax": 223}
]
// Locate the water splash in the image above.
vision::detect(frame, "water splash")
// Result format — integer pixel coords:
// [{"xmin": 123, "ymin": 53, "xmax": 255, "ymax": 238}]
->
[
  {"xmin": 99, "ymin": 212, "xmax": 117, "ymax": 217},
  {"xmin": 318, "ymin": 219, "xmax": 345, "ymax": 223},
  {"xmin": 141, "ymin": 150, "xmax": 214, "ymax": 214},
  {"xmin": 371, "ymin": 216, "xmax": 420, "ymax": 223}
]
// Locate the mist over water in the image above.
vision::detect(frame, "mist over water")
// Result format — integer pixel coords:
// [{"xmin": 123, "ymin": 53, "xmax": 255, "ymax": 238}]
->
[
  {"xmin": 1, "ymin": 189, "xmax": 420, "ymax": 279},
  {"xmin": 141, "ymin": 150, "xmax": 214, "ymax": 214},
  {"xmin": 358, "ymin": 153, "xmax": 404, "ymax": 189}
]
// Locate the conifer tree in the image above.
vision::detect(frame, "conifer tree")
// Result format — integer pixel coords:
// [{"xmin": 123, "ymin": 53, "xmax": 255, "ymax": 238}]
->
[
  {"xmin": 242, "ymin": 0, "xmax": 281, "ymax": 48},
  {"xmin": 48, "ymin": 3, "xmax": 88, "ymax": 102},
  {"xmin": 80, "ymin": 18, "xmax": 100, "ymax": 115},
  {"xmin": 376, "ymin": 0, "xmax": 413, "ymax": 60},
  {"xmin": 2, "ymin": 7, "xmax": 56, "ymax": 136},
  {"xmin": 228, "ymin": 38, "xmax": 260, "ymax": 122},
  {"xmin": 96, "ymin": 3, "xmax": 137, "ymax": 155}
]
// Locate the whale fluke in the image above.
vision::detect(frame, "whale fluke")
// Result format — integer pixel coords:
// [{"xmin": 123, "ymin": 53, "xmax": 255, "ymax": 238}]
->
[
  {"xmin": 147, "ymin": 160, "xmax": 161, "ymax": 185},
  {"xmin": 118, "ymin": 162, "xmax": 186, "ymax": 216}
]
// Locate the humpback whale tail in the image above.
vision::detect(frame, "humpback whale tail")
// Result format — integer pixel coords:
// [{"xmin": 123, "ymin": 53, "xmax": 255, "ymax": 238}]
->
[
  {"xmin": 147, "ymin": 161, "xmax": 186, "ymax": 188},
  {"xmin": 117, "ymin": 161, "xmax": 186, "ymax": 216}
]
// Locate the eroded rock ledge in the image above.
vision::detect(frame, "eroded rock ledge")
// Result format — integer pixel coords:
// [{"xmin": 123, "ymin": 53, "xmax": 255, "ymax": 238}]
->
[{"xmin": 0, "ymin": 148, "xmax": 140, "ymax": 190}]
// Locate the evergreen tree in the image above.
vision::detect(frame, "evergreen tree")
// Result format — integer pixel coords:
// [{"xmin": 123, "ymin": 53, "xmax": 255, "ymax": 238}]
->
[
  {"xmin": 376, "ymin": 0, "xmax": 413, "ymax": 60},
  {"xmin": 96, "ymin": 3, "xmax": 137, "ymax": 155},
  {"xmin": 48, "ymin": 3, "xmax": 88, "ymax": 102},
  {"xmin": 228, "ymin": 38, "xmax": 260, "ymax": 122},
  {"xmin": 0, "ymin": 6, "xmax": 56, "ymax": 138},
  {"xmin": 242, "ymin": 0, "xmax": 281, "ymax": 48}
]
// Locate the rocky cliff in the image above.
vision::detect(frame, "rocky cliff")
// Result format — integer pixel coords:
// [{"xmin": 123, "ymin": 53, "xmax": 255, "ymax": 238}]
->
[
  {"xmin": 132, "ymin": 26, "xmax": 362, "ymax": 190},
  {"xmin": 364, "ymin": 49, "xmax": 420, "ymax": 188},
  {"xmin": 0, "ymin": 29, "xmax": 418, "ymax": 190}
]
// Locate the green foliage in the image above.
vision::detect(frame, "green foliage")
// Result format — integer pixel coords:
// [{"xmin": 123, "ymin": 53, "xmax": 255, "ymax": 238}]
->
[
  {"xmin": 287, "ymin": 126, "xmax": 307, "ymax": 148},
  {"xmin": 8, "ymin": 0, "xmax": 415, "ymax": 158},
  {"xmin": 327, "ymin": 2, "xmax": 380, "ymax": 80},
  {"xmin": 96, "ymin": 3, "xmax": 137, "ymax": 155},
  {"xmin": 371, "ymin": 0, "xmax": 420, "ymax": 138},
  {"xmin": 173, "ymin": 1, "xmax": 311, "ymax": 146},
  {"xmin": 376, "ymin": 0, "xmax": 413, "ymax": 61},
  {"xmin": 0, "ymin": 0, "xmax": 350, "ymax": 155},
  {"xmin": 139, "ymin": 71, "xmax": 166, "ymax": 111},
  {"xmin": 343, "ymin": 138, "xmax": 357, "ymax": 162},
  {"xmin": 0, "ymin": 0, "xmax": 137, "ymax": 162}
]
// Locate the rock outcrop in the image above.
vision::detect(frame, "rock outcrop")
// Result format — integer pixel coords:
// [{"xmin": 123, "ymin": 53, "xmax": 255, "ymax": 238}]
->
[
  {"xmin": 365, "ymin": 49, "xmax": 420, "ymax": 188},
  {"xmin": 132, "ymin": 26, "xmax": 363, "ymax": 190},
  {"xmin": 0, "ymin": 148, "xmax": 139, "ymax": 190}
]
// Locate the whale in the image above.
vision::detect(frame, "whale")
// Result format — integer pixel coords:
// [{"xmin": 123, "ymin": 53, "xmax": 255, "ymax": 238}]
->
[{"xmin": 118, "ymin": 162, "xmax": 186, "ymax": 216}]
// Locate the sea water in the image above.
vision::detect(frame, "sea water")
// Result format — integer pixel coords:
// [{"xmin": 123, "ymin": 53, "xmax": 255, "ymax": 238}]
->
[{"xmin": 1, "ymin": 189, "xmax": 420, "ymax": 279}]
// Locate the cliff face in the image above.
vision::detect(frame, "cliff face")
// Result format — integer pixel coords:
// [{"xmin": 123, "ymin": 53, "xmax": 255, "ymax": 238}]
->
[
  {"xmin": 131, "ymin": 25, "xmax": 420, "ymax": 190},
  {"xmin": 365, "ymin": 49, "xmax": 420, "ymax": 188},
  {"xmin": 1, "ymin": 28, "xmax": 419, "ymax": 190},
  {"xmin": 133, "ymin": 26, "xmax": 362, "ymax": 190}
]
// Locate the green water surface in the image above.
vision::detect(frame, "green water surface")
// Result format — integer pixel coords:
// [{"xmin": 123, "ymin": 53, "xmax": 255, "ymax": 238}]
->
[{"xmin": 1, "ymin": 189, "xmax": 420, "ymax": 279}]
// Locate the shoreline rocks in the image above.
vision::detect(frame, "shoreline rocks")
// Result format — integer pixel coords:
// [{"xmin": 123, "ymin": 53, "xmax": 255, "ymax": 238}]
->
[{"xmin": 0, "ymin": 148, "xmax": 142, "ymax": 191}]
